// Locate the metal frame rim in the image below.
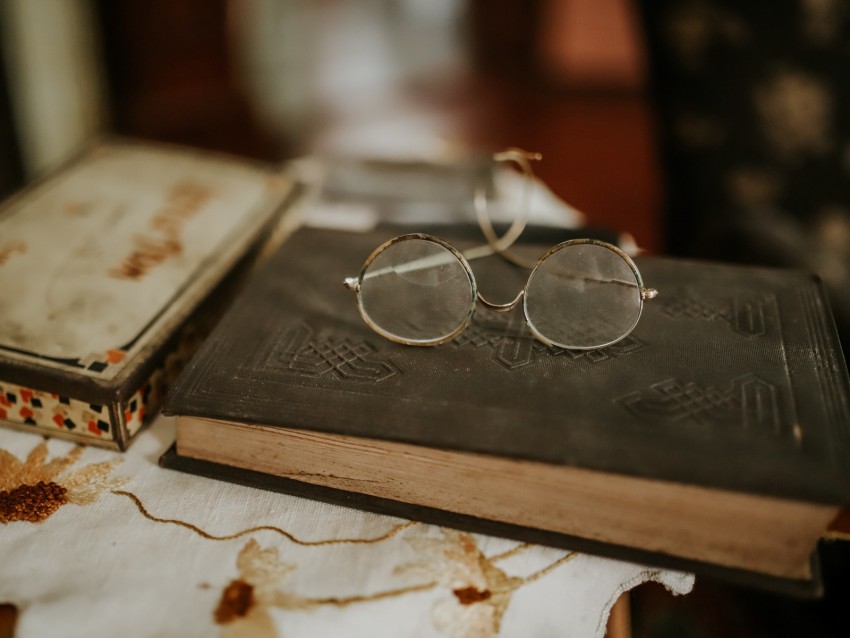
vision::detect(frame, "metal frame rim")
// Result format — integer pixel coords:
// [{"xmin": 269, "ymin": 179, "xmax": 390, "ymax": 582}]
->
[
  {"xmin": 354, "ymin": 233, "xmax": 478, "ymax": 347},
  {"xmin": 522, "ymin": 238, "xmax": 646, "ymax": 350}
]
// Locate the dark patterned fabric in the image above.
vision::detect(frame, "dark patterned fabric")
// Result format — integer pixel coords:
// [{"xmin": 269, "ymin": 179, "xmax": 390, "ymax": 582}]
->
[{"xmin": 638, "ymin": 0, "xmax": 850, "ymax": 345}]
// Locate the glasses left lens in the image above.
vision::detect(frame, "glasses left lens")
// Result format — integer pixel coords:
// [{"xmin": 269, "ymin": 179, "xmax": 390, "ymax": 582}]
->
[
  {"xmin": 358, "ymin": 237, "xmax": 475, "ymax": 345},
  {"xmin": 524, "ymin": 241, "xmax": 643, "ymax": 349}
]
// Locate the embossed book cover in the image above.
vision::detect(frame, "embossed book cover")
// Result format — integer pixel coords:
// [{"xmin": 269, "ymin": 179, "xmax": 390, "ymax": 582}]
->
[
  {"xmin": 0, "ymin": 139, "xmax": 298, "ymax": 450},
  {"xmin": 162, "ymin": 225, "xmax": 850, "ymax": 595}
]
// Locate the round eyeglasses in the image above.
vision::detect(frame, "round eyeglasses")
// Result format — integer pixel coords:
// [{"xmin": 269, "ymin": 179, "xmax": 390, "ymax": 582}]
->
[{"xmin": 343, "ymin": 233, "xmax": 657, "ymax": 350}]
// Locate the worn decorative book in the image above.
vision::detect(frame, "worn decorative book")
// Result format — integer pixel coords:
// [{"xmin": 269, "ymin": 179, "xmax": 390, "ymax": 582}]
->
[
  {"xmin": 162, "ymin": 225, "xmax": 850, "ymax": 595},
  {"xmin": 0, "ymin": 139, "xmax": 298, "ymax": 450}
]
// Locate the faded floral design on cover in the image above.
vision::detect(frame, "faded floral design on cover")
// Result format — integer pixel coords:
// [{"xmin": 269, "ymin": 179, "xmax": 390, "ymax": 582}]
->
[
  {"xmin": 0, "ymin": 417, "xmax": 693, "ymax": 637},
  {"xmin": 0, "ymin": 141, "xmax": 294, "ymax": 449}
]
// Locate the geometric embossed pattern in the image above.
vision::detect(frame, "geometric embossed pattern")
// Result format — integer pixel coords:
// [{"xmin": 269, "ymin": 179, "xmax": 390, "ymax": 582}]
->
[
  {"xmin": 556, "ymin": 334, "xmax": 647, "ymax": 363},
  {"xmin": 659, "ymin": 295, "xmax": 729, "ymax": 322},
  {"xmin": 269, "ymin": 324, "xmax": 399, "ymax": 383},
  {"xmin": 450, "ymin": 309, "xmax": 647, "ymax": 370},
  {"xmin": 617, "ymin": 374, "xmax": 785, "ymax": 436},
  {"xmin": 658, "ymin": 294, "xmax": 774, "ymax": 338}
]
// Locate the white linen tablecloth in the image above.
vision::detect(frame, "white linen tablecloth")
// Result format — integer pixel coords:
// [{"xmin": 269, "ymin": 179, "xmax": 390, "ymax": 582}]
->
[{"xmin": 0, "ymin": 413, "xmax": 692, "ymax": 638}]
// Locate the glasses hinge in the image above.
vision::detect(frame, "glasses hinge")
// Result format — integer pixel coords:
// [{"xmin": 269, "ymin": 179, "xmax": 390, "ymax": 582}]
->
[
  {"xmin": 642, "ymin": 287, "xmax": 658, "ymax": 300},
  {"xmin": 343, "ymin": 277, "xmax": 360, "ymax": 292}
]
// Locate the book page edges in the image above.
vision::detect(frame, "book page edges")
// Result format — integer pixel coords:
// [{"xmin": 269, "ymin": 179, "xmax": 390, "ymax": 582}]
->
[{"xmin": 176, "ymin": 416, "xmax": 838, "ymax": 581}]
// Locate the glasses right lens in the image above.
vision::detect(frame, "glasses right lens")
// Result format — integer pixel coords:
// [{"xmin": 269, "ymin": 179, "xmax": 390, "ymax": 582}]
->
[
  {"xmin": 524, "ymin": 242, "xmax": 643, "ymax": 349},
  {"xmin": 359, "ymin": 236, "xmax": 475, "ymax": 345}
]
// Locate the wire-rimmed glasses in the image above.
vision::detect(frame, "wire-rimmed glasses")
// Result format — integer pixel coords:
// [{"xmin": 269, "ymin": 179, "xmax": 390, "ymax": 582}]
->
[{"xmin": 343, "ymin": 150, "xmax": 658, "ymax": 350}]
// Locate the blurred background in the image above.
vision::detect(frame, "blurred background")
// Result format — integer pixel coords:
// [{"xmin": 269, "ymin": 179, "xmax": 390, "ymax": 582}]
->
[
  {"xmin": 0, "ymin": 0, "xmax": 661, "ymax": 249},
  {"xmin": 0, "ymin": 1, "xmax": 848, "ymax": 636}
]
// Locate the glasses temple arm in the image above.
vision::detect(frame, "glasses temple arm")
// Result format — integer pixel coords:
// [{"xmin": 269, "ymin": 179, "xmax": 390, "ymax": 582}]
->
[{"xmin": 475, "ymin": 149, "xmax": 542, "ymax": 270}]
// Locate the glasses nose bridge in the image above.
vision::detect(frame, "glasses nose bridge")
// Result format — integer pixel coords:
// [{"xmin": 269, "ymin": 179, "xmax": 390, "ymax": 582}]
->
[{"xmin": 476, "ymin": 289, "xmax": 525, "ymax": 313}]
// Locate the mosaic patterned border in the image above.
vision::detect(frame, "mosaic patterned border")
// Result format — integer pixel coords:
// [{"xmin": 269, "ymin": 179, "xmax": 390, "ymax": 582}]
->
[
  {"xmin": 0, "ymin": 382, "xmax": 112, "ymax": 439},
  {"xmin": 0, "ymin": 323, "xmax": 204, "ymax": 449}
]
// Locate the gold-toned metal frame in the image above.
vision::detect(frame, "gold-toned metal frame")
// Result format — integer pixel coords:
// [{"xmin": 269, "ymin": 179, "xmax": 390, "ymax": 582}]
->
[
  {"xmin": 344, "ymin": 234, "xmax": 658, "ymax": 350},
  {"xmin": 523, "ymin": 238, "xmax": 656, "ymax": 350},
  {"xmin": 343, "ymin": 233, "xmax": 478, "ymax": 346},
  {"xmin": 473, "ymin": 148, "xmax": 542, "ymax": 268}
]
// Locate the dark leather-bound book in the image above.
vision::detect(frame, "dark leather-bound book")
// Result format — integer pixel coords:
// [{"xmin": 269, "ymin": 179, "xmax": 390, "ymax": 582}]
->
[{"xmin": 162, "ymin": 225, "xmax": 850, "ymax": 596}]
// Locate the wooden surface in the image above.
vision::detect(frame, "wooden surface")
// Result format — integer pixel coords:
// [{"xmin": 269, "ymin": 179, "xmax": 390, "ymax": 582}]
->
[
  {"xmin": 606, "ymin": 593, "xmax": 632, "ymax": 638},
  {"xmin": 0, "ymin": 604, "xmax": 16, "ymax": 638}
]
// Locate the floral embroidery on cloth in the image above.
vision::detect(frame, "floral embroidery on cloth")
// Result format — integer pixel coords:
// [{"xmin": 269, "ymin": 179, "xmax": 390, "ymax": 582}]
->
[
  {"xmin": 215, "ymin": 539, "xmax": 298, "ymax": 638},
  {"xmin": 209, "ymin": 530, "xmax": 579, "ymax": 638},
  {"xmin": 399, "ymin": 531, "xmax": 576, "ymax": 638},
  {"xmin": 0, "ymin": 441, "xmax": 127, "ymax": 524}
]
